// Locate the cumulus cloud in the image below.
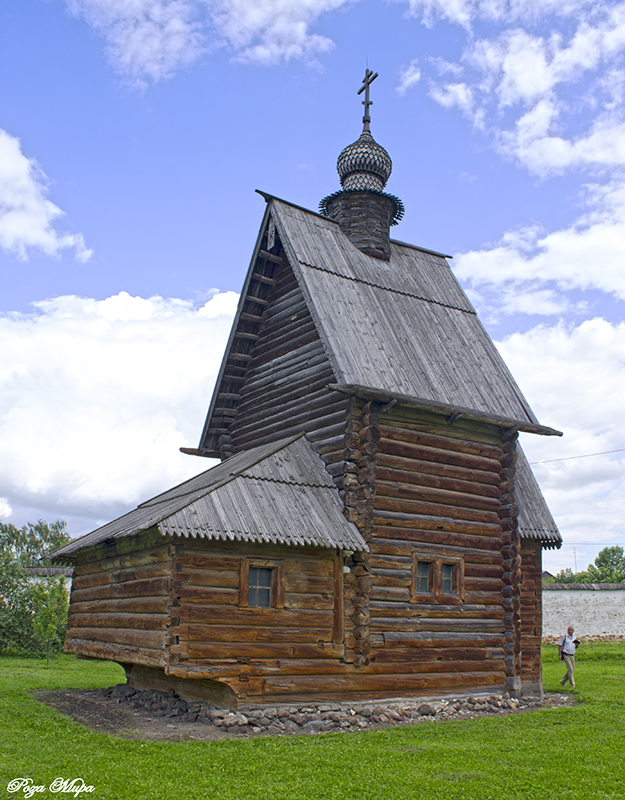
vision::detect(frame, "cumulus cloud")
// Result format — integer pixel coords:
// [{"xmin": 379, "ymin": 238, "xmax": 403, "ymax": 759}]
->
[
  {"xmin": 405, "ymin": 0, "xmax": 601, "ymax": 29},
  {"xmin": 0, "ymin": 129, "xmax": 91, "ymax": 262},
  {"xmin": 67, "ymin": 0, "xmax": 351, "ymax": 81},
  {"xmin": 397, "ymin": 60, "xmax": 422, "ymax": 95},
  {"xmin": 497, "ymin": 318, "xmax": 625, "ymax": 568},
  {"xmin": 67, "ymin": 0, "xmax": 205, "ymax": 85},
  {"xmin": 455, "ymin": 176, "xmax": 625, "ymax": 301},
  {"xmin": 0, "ymin": 291, "xmax": 238, "ymax": 530},
  {"xmin": 408, "ymin": 1, "xmax": 625, "ymax": 175},
  {"xmin": 211, "ymin": 0, "xmax": 348, "ymax": 64}
]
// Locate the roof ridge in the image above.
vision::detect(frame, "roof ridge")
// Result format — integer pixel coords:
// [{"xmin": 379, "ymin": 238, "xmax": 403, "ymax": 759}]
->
[{"xmin": 298, "ymin": 259, "xmax": 476, "ymax": 314}]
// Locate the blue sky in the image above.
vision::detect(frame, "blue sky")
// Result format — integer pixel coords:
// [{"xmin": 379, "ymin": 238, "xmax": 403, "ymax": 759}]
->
[{"xmin": 1, "ymin": 0, "xmax": 625, "ymax": 574}]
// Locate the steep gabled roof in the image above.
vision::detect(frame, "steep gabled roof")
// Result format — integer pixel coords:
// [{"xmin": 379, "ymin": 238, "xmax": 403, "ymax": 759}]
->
[
  {"xmin": 274, "ymin": 198, "xmax": 538, "ymax": 422},
  {"xmin": 52, "ymin": 436, "xmax": 367, "ymax": 560},
  {"xmin": 199, "ymin": 195, "xmax": 557, "ymax": 453}
]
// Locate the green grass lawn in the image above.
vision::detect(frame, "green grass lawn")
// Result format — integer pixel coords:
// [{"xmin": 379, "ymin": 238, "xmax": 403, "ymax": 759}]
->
[{"xmin": 1, "ymin": 644, "xmax": 624, "ymax": 800}]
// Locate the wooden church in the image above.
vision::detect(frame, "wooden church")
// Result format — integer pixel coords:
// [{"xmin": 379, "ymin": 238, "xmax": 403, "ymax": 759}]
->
[{"xmin": 53, "ymin": 71, "xmax": 562, "ymax": 706}]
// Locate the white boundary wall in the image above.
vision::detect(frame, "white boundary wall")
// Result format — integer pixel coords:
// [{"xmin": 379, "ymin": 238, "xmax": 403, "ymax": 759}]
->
[{"xmin": 543, "ymin": 585, "xmax": 625, "ymax": 640}]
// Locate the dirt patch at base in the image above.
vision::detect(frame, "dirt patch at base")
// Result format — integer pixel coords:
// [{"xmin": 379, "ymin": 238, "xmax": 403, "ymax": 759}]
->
[
  {"xmin": 35, "ymin": 688, "xmax": 577, "ymax": 743},
  {"xmin": 35, "ymin": 689, "xmax": 232, "ymax": 741}
]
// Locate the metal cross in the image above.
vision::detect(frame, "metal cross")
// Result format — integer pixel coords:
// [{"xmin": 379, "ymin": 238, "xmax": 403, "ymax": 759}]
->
[{"xmin": 357, "ymin": 68, "xmax": 379, "ymax": 133}]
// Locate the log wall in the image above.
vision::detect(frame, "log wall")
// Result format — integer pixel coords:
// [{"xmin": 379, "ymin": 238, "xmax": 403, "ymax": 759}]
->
[
  {"xmin": 65, "ymin": 530, "xmax": 173, "ymax": 669},
  {"xmin": 342, "ymin": 400, "xmax": 512, "ymax": 696},
  {"xmin": 519, "ymin": 539, "xmax": 543, "ymax": 694},
  {"xmin": 203, "ymin": 229, "xmax": 350, "ymax": 469},
  {"xmin": 167, "ymin": 540, "xmax": 352, "ymax": 703}
]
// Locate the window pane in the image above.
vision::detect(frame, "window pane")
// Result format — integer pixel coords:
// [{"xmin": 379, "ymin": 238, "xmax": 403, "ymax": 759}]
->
[
  {"xmin": 442, "ymin": 563, "xmax": 454, "ymax": 594},
  {"xmin": 248, "ymin": 567, "xmax": 273, "ymax": 607},
  {"xmin": 416, "ymin": 561, "xmax": 430, "ymax": 593}
]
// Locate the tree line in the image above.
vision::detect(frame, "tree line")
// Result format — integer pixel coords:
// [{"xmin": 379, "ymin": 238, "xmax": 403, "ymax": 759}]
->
[
  {"xmin": 0, "ymin": 520, "xmax": 71, "ymax": 662},
  {"xmin": 547, "ymin": 546, "xmax": 625, "ymax": 584}
]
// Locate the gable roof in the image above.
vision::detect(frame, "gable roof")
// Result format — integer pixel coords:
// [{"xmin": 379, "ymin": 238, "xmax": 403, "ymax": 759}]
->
[
  {"xmin": 52, "ymin": 436, "xmax": 368, "ymax": 560},
  {"xmin": 199, "ymin": 195, "xmax": 561, "ymax": 451}
]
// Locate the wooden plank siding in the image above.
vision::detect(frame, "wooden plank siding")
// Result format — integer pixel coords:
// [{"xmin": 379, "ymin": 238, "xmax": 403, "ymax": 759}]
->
[{"xmin": 65, "ymin": 530, "xmax": 174, "ymax": 669}]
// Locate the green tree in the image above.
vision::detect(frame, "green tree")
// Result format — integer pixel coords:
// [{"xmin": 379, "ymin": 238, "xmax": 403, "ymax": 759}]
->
[
  {"xmin": 0, "ymin": 520, "xmax": 71, "ymax": 657},
  {"xmin": 32, "ymin": 577, "xmax": 69, "ymax": 665},
  {"xmin": 586, "ymin": 546, "xmax": 625, "ymax": 583}
]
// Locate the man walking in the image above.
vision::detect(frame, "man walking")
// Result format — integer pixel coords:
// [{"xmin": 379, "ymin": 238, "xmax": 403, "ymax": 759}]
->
[{"xmin": 559, "ymin": 625, "xmax": 577, "ymax": 688}]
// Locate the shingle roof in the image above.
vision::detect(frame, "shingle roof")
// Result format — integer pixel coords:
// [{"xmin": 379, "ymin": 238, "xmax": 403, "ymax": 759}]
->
[
  {"xmin": 271, "ymin": 198, "xmax": 540, "ymax": 426},
  {"xmin": 52, "ymin": 436, "xmax": 368, "ymax": 559},
  {"xmin": 516, "ymin": 447, "xmax": 562, "ymax": 549}
]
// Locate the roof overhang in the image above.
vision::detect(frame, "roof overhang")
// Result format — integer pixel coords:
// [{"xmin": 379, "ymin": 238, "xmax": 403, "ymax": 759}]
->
[{"xmin": 328, "ymin": 383, "xmax": 563, "ymax": 437}]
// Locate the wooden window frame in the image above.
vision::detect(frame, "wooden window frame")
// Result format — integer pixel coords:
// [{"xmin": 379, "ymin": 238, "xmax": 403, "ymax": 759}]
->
[
  {"xmin": 239, "ymin": 558, "xmax": 284, "ymax": 610},
  {"xmin": 411, "ymin": 553, "xmax": 464, "ymax": 604}
]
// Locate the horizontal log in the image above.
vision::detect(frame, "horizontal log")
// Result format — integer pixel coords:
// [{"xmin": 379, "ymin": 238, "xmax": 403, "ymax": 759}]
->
[
  {"xmin": 368, "ymin": 617, "xmax": 503, "ymax": 633},
  {"xmin": 380, "ymin": 631, "xmax": 504, "ymax": 647},
  {"xmin": 72, "ymin": 546, "xmax": 171, "ymax": 576},
  {"xmin": 375, "ymin": 479, "xmax": 501, "ymax": 513},
  {"xmin": 376, "ymin": 452, "xmax": 501, "ymax": 486},
  {"xmin": 373, "ymin": 510, "xmax": 502, "ymax": 537},
  {"xmin": 70, "ymin": 576, "xmax": 170, "ymax": 603},
  {"xmin": 181, "ymin": 641, "xmax": 344, "ymax": 660},
  {"xmin": 371, "ymin": 526, "xmax": 503, "ymax": 555},
  {"xmin": 244, "ymin": 669, "xmax": 504, "ymax": 697},
  {"xmin": 181, "ymin": 604, "xmax": 333, "ymax": 629},
  {"xmin": 378, "ymin": 437, "xmax": 502, "ymax": 474},
  {"xmin": 374, "ymin": 495, "xmax": 501, "ymax": 525},
  {"xmin": 186, "ymin": 624, "xmax": 332, "ymax": 644},
  {"xmin": 251, "ymin": 271, "xmax": 277, "ymax": 285},
  {"xmin": 284, "ymin": 574, "xmax": 334, "ymax": 594},
  {"xmin": 67, "ymin": 612, "xmax": 168, "ymax": 631},
  {"xmin": 178, "ymin": 567, "xmax": 239, "ymax": 589},
  {"xmin": 244, "ymin": 295, "xmax": 270, "ymax": 307},
  {"xmin": 69, "ymin": 597, "xmax": 170, "ymax": 615},
  {"xmin": 71, "ymin": 562, "xmax": 171, "ymax": 591},
  {"xmin": 258, "ymin": 249, "xmax": 283, "ymax": 264},
  {"xmin": 239, "ymin": 312, "xmax": 264, "ymax": 323},
  {"xmin": 380, "ymin": 409, "xmax": 503, "ymax": 446},
  {"xmin": 66, "ymin": 638, "xmax": 165, "ymax": 668},
  {"xmin": 369, "ymin": 602, "xmax": 502, "ymax": 620},
  {"xmin": 378, "ymin": 423, "xmax": 503, "ymax": 460},
  {"xmin": 66, "ymin": 626, "xmax": 166, "ymax": 649},
  {"xmin": 232, "ymin": 404, "xmax": 347, "ymax": 448},
  {"xmin": 228, "ymin": 352, "xmax": 253, "ymax": 363}
]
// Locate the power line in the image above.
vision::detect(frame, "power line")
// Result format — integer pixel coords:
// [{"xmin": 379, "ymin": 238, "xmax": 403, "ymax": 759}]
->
[{"xmin": 529, "ymin": 447, "xmax": 625, "ymax": 465}]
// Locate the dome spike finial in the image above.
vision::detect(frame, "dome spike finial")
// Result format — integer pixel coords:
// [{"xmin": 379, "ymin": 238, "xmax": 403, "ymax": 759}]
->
[{"xmin": 357, "ymin": 68, "xmax": 378, "ymax": 133}]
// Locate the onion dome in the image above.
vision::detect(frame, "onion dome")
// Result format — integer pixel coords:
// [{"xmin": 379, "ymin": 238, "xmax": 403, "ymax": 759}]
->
[{"xmin": 337, "ymin": 130, "xmax": 392, "ymax": 192}]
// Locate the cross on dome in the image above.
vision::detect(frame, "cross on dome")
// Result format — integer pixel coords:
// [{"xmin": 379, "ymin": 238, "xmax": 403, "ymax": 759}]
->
[{"xmin": 358, "ymin": 68, "xmax": 379, "ymax": 133}]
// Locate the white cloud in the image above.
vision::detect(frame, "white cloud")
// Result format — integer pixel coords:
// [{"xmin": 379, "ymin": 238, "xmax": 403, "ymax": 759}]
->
[
  {"xmin": 0, "ymin": 498, "xmax": 12, "ymax": 519},
  {"xmin": 67, "ymin": 0, "xmax": 204, "ymax": 85},
  {"xmin": 497, "ymin": 319, "xmax": 625, "ymax": 568},
  {"xmin": 67, "ymin": 0, "xmax": 352, "ymax": 81},
  {"xmin": 397, "ymin": 60, "xmax": 422, "ymax": 95},
  {"xmin": 211, "ymin": 0, "xmax": 348, "ymax": 64},
  {"xmin": 0, "ymin": 129, "xmax": 91, "ymax": 262},
  {"xmin": 455, "ymin": 176, "xmax": 625, "ymax": 300},
  {"xmin": 413, "ymin": 2, "xmax": 625, "ymax": 175},
  {"xmin": 0, "ymin": 291, "xmax": 237, "ymax": 529},
  {"xmin": 405, "ymin": 0, "xmax": 601, "ymax": 29}
]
